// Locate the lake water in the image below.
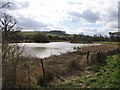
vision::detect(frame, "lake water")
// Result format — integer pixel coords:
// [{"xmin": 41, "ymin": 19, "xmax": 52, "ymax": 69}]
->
[{"xmin": 18, "ymin": 42, "xmax": 100, "ymax": 58}]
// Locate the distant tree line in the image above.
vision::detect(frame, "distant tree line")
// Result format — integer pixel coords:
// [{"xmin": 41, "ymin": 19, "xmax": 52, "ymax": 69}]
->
[
  {"xmin": 109, "ymin": 32, "xmax": 120, "ymax": 42},
  {"xmin": 6, "ymin": 30, "xmax": 120, "ymax": 43},
  {"xmin": 70, "ymin": 34, "xmax": 108, "ymax": 43},
  {"xmin": 49, "ymin": 30, "xmax": 66, "ymax": 35}
]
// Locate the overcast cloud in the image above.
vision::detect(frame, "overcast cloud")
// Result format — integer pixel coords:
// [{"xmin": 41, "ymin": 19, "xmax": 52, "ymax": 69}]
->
[{"xmin": 3, "ymin": 0, "xmax": 119, "ymax": 35}]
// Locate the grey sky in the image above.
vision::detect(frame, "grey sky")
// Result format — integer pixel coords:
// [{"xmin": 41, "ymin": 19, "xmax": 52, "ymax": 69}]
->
[{"xmin": 3, "ymin": 0, "xmax": 119, "ymax": 35}]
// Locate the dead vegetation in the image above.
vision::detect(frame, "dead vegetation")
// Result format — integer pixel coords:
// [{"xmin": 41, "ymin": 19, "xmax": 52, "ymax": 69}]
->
[
  {"xmin": 39, "ymin": 44, "xmax": 120, "ymax": 86},
  {"xmin": 2, "ymin": 44, "xmax": 120, "ymax": 88}
]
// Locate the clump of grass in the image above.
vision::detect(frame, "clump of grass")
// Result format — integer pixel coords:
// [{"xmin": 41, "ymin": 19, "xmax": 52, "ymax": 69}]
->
[
  {"xmin": 3, "ymin": 56, "xmax": 42, "ymax": 88},
  {"xmin": 97, "ymin": 51, "xmax": 106, "ymax": 63},
  {"xmin": 68, "ymin": 59, "xmax": 83, "ymax": 71},
  {"xmin": 87, "ymin": 52, "xmax": 98, "ymax": 66}
]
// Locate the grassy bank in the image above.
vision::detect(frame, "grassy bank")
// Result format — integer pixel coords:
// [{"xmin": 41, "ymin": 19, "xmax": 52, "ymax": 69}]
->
[
  {"xmin": 2, "ymin": 44, "xmax": 120, "ymax": 88},
  {"xmin": 37, "ymin": 44, "xmax": 119, "ymax": 87},
  {"xmin": 54, "ymin": 54, "xmax": 120, "ymax": 88}
]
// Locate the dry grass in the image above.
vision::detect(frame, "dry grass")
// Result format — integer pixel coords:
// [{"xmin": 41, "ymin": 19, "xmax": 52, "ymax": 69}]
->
[
  {"xmin": 3, "ymin": 56, "xmax": 43, "ymax": 88},
  {"xmin": 40, "ymin": 44, "xmax": 120, "ymax": 85},
  {"xmin": 3, "ymin": 44, "xmax": 120, "ymax": 87},
  {"xmin": 16, "ymin": 57, "xmax": 42, "ymax": 88},
  {"xmin": 80, "ymin": 44, "xmax": 119, "ymax": 52}
]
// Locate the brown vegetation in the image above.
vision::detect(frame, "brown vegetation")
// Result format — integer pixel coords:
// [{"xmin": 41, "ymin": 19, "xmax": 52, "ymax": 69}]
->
[
  {"xmin": 40, "ymin": 44, "xmax": 120, "ymax": 85},
  {"xmin": 3, "ymin": 44, "xmax": 120, "ymax": 88}
]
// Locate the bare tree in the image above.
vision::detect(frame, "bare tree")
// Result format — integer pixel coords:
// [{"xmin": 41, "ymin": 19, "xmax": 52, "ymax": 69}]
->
[
  {"xmin": 0, "ymin": 13, "xmax": 24, "ymax": 88},
  {"xmin": 0, "ymin": 2, "xmax": 37, "ymax": 88},
  {"xmin": 0, "ymin": 13, "xmax": 16, "ymax": 41},
  {"xmin": 0, "ymin": 0, "xmax": 11, "ymax": 89},
  {"xmin": 2, "ymin": 43, "xmax": 24, "ymax": 87}
]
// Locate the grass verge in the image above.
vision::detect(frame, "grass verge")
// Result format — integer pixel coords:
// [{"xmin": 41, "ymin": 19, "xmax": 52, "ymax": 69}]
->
[{"xmin": 53, "ymin": 54, "xmax": 120, "ymax": 88}]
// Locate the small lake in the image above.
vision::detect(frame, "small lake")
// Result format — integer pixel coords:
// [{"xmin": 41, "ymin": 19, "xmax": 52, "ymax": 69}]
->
[{"xmin": 18, "ymin": 42, "xmax": 100, "ymax": 58}]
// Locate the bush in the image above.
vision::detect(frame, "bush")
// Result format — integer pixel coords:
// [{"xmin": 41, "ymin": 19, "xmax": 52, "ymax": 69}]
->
[
  {"xmin": 32, "ymin": 33, "xmax": 49, "ymax": 43},
  {"xmin": 68, "ymin": 59, "xmax": 83, "ymax": 71},
  {"xmin": 97, "ymin": 51, "xmax": 106, "ymax": 64}
]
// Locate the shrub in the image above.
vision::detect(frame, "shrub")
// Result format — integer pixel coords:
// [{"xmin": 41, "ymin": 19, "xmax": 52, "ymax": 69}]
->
[
  {"xmin": 32, "ymin": 33, "xmax": 49, "ymax": 43},
  {"xmin": 68, "ymin": 59, "xmax": 83, "ymax": 71},
  {"xmin": 97, "ymin": 51, "xmax": 106, "ymax": 64}
]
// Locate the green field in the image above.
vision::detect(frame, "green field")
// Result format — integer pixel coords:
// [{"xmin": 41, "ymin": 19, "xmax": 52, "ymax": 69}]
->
[
  {"xmin": 19, "ymin": 31, "xmax": 72, "ymax": 42},
  {"xmin": 20, "ymin": 31, "xmax": 39, "ymax": 36},
  {"xmin": 20, "ymin": 31, "xmax": 68, "ymax": 37},
  {"xmin": 19, "ymin": 31, "xmax": 119, "ymax": 44}
]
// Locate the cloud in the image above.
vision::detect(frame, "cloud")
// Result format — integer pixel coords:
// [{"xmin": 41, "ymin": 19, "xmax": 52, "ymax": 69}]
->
[
  {"xmin": 16, "ymin": 16, "xmax": 50, "ymax": 30},
  {"xmin": 68, "ymin": 11, "xmax": 81, "ymax": 18},
  {"xmin": 68, "ymin": 28, "xmax": 98, "ymax": 35},
  {"xmin": 81, "ymin": 9, "xmax": 100, "ymax": 23},
  {"xmin": 106, "ymin": 22, "xmax": 118, "ymax": 29},
  {"xmin": 101, "ymin": 7, "xmax": 118, "ymax": 22},
  {"xmin": 5, "ymin": 0, "xmax": 119, "ymax": 35},
  {"xmin": 67, "ymin": 1, "xmax": 83, "ymax": 5},
  {"xmin": 68, "ymin": 9, "xmax": 100, "ymax": 23},
  {"xmin": 67, "ymin": 11, "xmax": 81, "ymax": 22}
]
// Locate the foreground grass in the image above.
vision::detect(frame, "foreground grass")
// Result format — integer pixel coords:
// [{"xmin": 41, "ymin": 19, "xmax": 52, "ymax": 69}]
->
[{"xmin": 54, "ymin": 54, "xmax": 120, "ymax": 88}]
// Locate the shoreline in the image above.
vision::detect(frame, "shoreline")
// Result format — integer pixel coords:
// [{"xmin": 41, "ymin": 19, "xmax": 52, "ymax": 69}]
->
[
  {"xmin": 3, "ymin": 43, "xmax": 120, "ymax": 88},
  {"xmin": 16, "ymin": 42, "xmax": 101, "ymax": 58},
  {"xmin": 40, "ymin": 44, "xmax": 120, "ymax": 85}
]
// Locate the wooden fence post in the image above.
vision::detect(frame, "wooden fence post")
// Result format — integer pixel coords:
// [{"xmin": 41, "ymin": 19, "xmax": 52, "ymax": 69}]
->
[
  {"xmin": 87, "ymin": 51, "xmax": 89, "ymax": 63},
  {"xmin": 40, "ymin": 59, "xmax": 46, "ymax": 87}
]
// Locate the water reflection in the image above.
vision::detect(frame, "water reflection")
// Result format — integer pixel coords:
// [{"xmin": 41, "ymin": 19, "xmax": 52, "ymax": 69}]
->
[{"xmin": 18, "ymin": 42, "xmax": 100, "ymax": 58}]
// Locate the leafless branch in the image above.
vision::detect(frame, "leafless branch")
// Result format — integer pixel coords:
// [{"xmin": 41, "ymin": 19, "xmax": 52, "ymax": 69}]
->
[{"xmin": 0, "ymin": 2, "xmax": 10, "ymax": 8}]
